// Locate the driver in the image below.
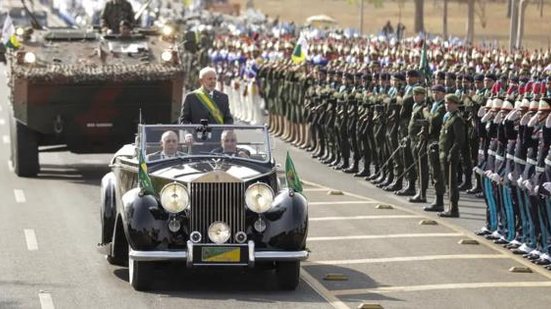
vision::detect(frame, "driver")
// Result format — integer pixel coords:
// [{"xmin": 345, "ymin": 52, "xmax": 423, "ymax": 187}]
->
[
  {"xmin": 212, "ymin": 130, "xmax": 250, "ymax": 158},
  {"xmin": 147, "ymin": 130, "xmax": 185, "ymax": 160}
]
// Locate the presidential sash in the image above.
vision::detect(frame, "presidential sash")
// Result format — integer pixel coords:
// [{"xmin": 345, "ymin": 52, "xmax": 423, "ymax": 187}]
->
[{"xmin": 194, "ymin": 89, "xmax": 224, "ymax": 124}]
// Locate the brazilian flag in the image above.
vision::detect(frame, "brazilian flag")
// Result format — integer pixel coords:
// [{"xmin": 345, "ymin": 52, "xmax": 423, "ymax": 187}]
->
[
  {"xmin": 138, "ymin": 150, "xmax": 155, "ymax": 195},
  {"xmin": 285, "ymin": 151, "xmax": 303, "ymax": 193}
]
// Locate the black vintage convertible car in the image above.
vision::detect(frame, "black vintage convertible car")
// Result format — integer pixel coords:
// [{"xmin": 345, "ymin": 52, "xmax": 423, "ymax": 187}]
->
[{"xmin": 98, "ymin": 123, "xmax": 309, "ymax": 291}]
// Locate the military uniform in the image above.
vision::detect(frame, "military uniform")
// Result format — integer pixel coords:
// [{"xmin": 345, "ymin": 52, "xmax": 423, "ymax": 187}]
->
[
  {"xmin": 101, "ymin": 0, "xmax": 134, "ymax": 34},
  {"xmin": 438, "ymin": 94, "xmax": 466, "ymax": 217}
]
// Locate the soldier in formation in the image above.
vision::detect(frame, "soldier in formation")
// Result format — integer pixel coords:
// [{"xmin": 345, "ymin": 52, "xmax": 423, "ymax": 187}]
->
[{"xmin": 202, "ymin": 29, "xmax": 551, "ymax": 268}]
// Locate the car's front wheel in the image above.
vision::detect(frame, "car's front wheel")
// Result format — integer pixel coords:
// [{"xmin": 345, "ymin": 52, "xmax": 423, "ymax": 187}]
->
[
  {"xmin": 128, "ymin": 250, "xmax": 153, "ymax": 291},
  {"xmin": 276, "ymin": 261, "xmax": 300, "ymax": 290}
]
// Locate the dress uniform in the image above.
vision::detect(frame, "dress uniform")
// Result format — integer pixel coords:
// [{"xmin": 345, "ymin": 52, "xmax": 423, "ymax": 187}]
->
[{"xmin": 438, "ymin": 94, "xmax": 466, "ymax": 217}]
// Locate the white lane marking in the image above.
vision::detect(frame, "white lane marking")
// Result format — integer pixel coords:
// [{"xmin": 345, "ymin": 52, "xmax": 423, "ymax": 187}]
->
[
  {"xmin": 303, "ymin": 254, "xmax": 507, "ymax": 266},
  {"xmin": 300, "ymin": 268, "xmax": 350, "ymax": 309},
  {"xmin": 310, "ymin": 215, "xmax": 420, "ymax": 221},
  {"xmin": 24, "ymin": 229, "xmax": 38, "ymax": 251},
  {"xmin": 39, "ymin": 292, "xmax": 55, "ymax": 309},
  {"xmin": 308, "ymin": 233, "xmax": 463, "ymax": 242},
  {"xmin": 14, "ymin": 189, "xmax": 26, "ymax": 203},
  {"xmin": 0, "ymin": 118, "xmax": 5, "ymax": 125},
  {"xmin": 309, "ymin": 201, "xmax": 377, "ymax": 205},
  {"xmin": 303, "ymin": 188, "xmax": 330, "ymax": 192},
  {"xmin": 8, "ymin": 160, "xmax": 14, "ymax": 172},
  {"xmin": 332, "ymin": 281, "xmax": 551, "ymax": 296},
  {"xmin": 2, "ymin": 135, "xmax": 9, "ymax": 144}
]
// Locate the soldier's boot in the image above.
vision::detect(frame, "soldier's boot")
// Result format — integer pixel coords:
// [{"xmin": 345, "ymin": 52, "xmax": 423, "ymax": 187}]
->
[
  {"xmin": 282, "ymin": 122, "xmax": 292, "ymax": 141},
  {"xmin": 408, "ymin": 189, "xmax": 427, "ymax": 203},
  {"xmin": 365, "ymin": 165, "xmax": 380, "ymax": 180},
  {"xmin": 312, "ymin": 144, "xmax": 324, "ymax": 158},
  {"xmin": 424, "ymin": 195, "xmax": 444, "ymax": 212},
  {"xmin": 344, "ymin": 160, "xmax": 359, "ymax": 173},
  {"xmin": 274, "ymin": 116, "xmax": 284, "ymax": 136},
  {"xmin": 395, "ymin": 180, "xmax": 416, "ymax": 196},
  {"xmin": 466, "ymin": 175, "xmax": 483, "ymax": 194},
  {"xmin": 383, "ymin": 176, "xmax": 403, "ymax": 192},
  {"xmin": 298, "ymin": 125, "xmax": 309, "ymax": 148},
  {"xmin": 320, "ymin": 148, "xmax": 333, "ymax": 162},
  {"xmin": 438, "ymin": 203, "xmax": 460, "ymax": 218},
  {"xmin": 290, "ymin": 123, "xmax": 299, "ymax": 144},
  {"xmin": 268, "ymin": 114, "xmax": 276, "ymax": 133},
  {"xmin": 328, "ymin": 153, "xmax": 341, "ymax": 167},
  {"xmin": 377, "ymin": 173, "xmax": 394, "ymax": 188},
  {"xmin": 333, "ymin": 155, "xmax": 348, "ymax": 169},
  {"xmin": 354, "ymin": 162, "xmax": 371, "ymax": 177},
  {"xmin": 371, "ymin": 171, "xmax": 387, "ymax": 184},
  {"xmin": 458, "ymin": 173, "xmax": 472, "ymax": 191}
]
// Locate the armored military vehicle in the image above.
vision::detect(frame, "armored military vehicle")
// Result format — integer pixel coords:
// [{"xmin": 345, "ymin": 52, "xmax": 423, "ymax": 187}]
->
[{"xmin": 4, "ymin": 9, "xmax": 185, "ymax": 177}]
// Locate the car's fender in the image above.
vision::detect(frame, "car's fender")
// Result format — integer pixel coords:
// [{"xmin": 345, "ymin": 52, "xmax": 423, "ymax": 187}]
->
[{"xmin": 256, "ymin": 188, "xmax": 308, "ymax": 250}]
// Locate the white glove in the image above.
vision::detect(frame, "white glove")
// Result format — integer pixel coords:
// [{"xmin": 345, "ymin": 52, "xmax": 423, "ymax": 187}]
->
[
  {"xmin": 517, "ymin": 177, "xmax": 525, "ymax": 189},
  {"xmin": 477, "ymin": 106, "xmax": 487, "ymax": 118},
  {"xmin": 484, "ymin": 170, "xmax": 493, "ymax": 177},
  {"xmin": 520, "ymin": 112, "xmax": 534, "ymax": 126},
  {"xmin": 494, "ymin": 112, "xmax": 505, "ymax": 124},
  {"xmin": 505, "ymin": 110, "xmax": 521, "ymax": 122},
  {"xmin": 473, "ymin": 166, "xmax": 484, "ymax": 175},
  {"xmin": 543, "ymin": 182, "xmax": 551, "ymax": 193},
  {"xmin": 481, "ymin": 111, "xmax": 495, "ymax": 123},
  {"xmin": 527, "ymin": 113, "xmax": 540, "ymax": 128},
  {"xmin": 523, "ymin": 180, "xmax": 533, "ymax": 193},
  {"xmin": 546, "ymin": 113, "xmax": 551, "ymax": 128}
]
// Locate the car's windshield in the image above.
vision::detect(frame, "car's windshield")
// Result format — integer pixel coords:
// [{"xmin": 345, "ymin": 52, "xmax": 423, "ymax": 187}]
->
[{"xmin": 141, "ymin": 124, "xmax": 271, "ymax": 163}]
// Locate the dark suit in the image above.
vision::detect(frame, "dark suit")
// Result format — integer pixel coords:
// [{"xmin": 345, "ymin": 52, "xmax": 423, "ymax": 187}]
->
[{"xmin": 179, "ymin": 89, "xmax": 234, "ymax": 124}]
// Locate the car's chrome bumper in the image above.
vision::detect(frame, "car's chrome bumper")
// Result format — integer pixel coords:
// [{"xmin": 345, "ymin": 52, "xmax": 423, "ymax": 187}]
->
[{"xmin": 128, "ymin": 241, "xmax": 309, "ymax": 266}]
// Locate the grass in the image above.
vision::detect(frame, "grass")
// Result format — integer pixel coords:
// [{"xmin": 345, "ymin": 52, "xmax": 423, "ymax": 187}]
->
[{"xmin": 233, "ymin": 0, "xmax": 551, "ymax": 50}]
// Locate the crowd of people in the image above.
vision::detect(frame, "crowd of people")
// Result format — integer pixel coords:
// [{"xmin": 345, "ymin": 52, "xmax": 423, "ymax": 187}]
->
[{"xmin": 195, "ymin": 31, "xmax": 551, "ymax": 268}]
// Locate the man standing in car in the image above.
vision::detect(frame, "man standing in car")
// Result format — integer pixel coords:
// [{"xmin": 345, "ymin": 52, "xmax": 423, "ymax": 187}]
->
[{"xmin": 179, "ymin": 66, "xmax": 234, "ymax": 125}]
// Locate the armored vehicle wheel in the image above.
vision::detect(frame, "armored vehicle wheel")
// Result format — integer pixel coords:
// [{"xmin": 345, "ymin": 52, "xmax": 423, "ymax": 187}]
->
[
  {"xmin": 10, "ymin": 117, "xmax": 39, "ymax": 177},
  {"xmin": 128, "ymin": 250, "xmax": 153, "ymax": 291},
  {"xmin": 276, "ymin": 261, "xmax": 300, "ymax": 290}
]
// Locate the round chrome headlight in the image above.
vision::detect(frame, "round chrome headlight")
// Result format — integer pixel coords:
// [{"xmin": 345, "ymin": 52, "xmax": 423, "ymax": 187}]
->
[
  {"xmin": 245, "ymin": 183, "xmax": 274, "ymax": 213},
  {"xmin": 160, "ymin": 182, "xmax": 189, "ymax": 213},
  {"xmin": 161, "ymin": 50, "xmax": 173, "ymax": 62},
  {"xmin": 24, "ymin": 52, "xmax": 36, "ymax": 64},
  {"xmin": 208, "ymin": 221, "xmax": 231, "ymax": 244}
]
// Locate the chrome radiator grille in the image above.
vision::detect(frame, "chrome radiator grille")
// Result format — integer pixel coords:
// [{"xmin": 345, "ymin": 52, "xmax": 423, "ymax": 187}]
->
[{"xmin": 189, "ymin": 182, "xmax": 245, "ymax": 243}]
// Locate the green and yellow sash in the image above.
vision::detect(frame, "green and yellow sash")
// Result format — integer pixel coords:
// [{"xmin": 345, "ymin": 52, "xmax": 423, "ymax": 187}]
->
[{"xmin": 194, "ymin": 88, "xmax": 224, "ymax": 124}]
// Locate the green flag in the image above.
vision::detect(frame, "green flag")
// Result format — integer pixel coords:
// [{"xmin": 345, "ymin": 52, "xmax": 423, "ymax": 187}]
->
[
  {"xmin": 285, "ymin": 151, "xmax": 303, "ymax": 193},
  {"xmin": 138, "ymin": 149, "xmax": 155, "ymax": 195},
  {"xmin": 418, "ymin": 40, "xmax": 431, "ymax": 83}
]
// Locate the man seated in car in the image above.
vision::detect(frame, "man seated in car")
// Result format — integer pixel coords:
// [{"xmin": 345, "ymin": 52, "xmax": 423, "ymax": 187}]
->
[
  {"xmin": 147, "ymin": 130, "xmax": 186, "ymax": 160},
  {"xmin": 211, "ymin": 130, "xmax": 250, "ymax": 158}
]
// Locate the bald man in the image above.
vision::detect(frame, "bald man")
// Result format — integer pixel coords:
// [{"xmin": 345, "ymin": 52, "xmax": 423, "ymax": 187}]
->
[{"xmin": 147, "ymin": 131, "xmax": 185, "ymax": 161}]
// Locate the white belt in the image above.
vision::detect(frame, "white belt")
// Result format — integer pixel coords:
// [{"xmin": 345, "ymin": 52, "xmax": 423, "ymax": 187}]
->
[
  {"xmin": 545, "ymin": 158, "xmax": 551, "ymax": 166},
  {"xmin": 478, "ymin": 149, "xmax": 485, "ymax": 155},
  {"xmin": 506, "ymin": 154, "xmax": 514, "ymax": 160},
  {"xmin": 514, "ymin": 157, "xmax": 527, "ymax": 164},
  {"xmin": 527, "ymin": 158, "xmax": 537, "ymax": 165},
  {"xmin": 536, "ymin": 167, "xmax": 545, "ymax": 173},
  {"xmin": 495, "ymin": 155, "xmax": 505, "ymax": 161},
  {"xmin": 487, "ymin": 150, "xmax": 496, "ymax": 156}
]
